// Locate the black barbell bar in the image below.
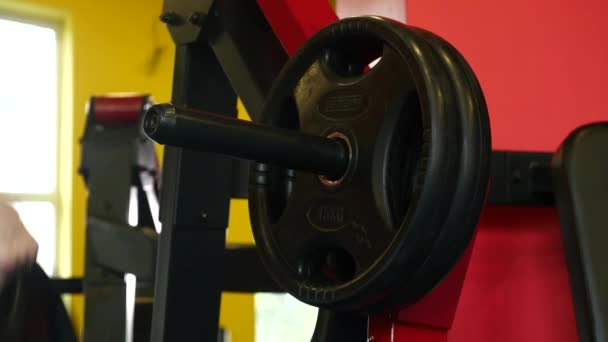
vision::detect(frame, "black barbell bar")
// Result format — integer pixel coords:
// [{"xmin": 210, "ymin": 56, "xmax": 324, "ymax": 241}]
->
[{"xmin": 143, "ymin": 104, "xmax": 349, "ymax": 180}]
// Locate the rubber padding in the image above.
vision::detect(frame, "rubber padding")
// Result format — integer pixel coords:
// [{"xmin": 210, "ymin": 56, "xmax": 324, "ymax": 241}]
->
[
  {"xmin": 373, "ymin": 26, "xmax": 492, "ymax": 309},
  {"xmin": 91, "ymin": 95, "xmax": 150, "ymax": 124}
]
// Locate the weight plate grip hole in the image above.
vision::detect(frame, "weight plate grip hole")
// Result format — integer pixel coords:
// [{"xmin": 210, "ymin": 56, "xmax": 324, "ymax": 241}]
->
[
  {"xmin": 319, "ymin": 132, "xmax": 352, "ymax": 187},
  {"xmin": 298, "ymin": 247, "xmax": 357, "ymax": 284}
]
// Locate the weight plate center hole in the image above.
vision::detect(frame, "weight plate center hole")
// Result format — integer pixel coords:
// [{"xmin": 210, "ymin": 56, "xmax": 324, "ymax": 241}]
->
[
  {"xmin": 299, "ymin": 247, "xmax": 357, "ymax": 284},
  {"xmin": 319, "ymin": 132, "xmax": 352, "ymax": 187}
]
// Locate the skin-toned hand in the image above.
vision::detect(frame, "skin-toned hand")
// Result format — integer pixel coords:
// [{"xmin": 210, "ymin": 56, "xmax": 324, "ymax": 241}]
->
[{"xmin": 0, "ymin": 197, "xmax": 38, "ymax": 290}]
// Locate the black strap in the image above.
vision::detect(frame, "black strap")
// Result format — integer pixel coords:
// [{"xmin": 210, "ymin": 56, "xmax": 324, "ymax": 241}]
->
[{"xmin": 0, "ymin": 263, "xmax": 77, "ymax": 342}]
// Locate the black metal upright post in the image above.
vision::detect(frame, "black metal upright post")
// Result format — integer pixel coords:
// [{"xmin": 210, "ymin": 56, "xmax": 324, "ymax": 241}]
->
[
  {"xmin": 83, "ymin": 150, "xmax": 130, "ymax": 342},
  {"xmin": 150, "ymin": 42, "xmax": 237, "ymax": 341},
  {"xmin": 152, "ymin": 0, "xmax": 289, "ymax": 340}
]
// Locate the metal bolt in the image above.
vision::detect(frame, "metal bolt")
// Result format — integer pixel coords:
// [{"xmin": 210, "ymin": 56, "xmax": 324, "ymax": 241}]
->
[
  {"xmin": 188, "ymin": 12, "xmax": 205, "ymax": 26},
  {"xmin": 512, "ymin": 169, "xmax": 523, "ymax": 183},
  {"xmin": 159, "ymin": 12, "xmax": 181, "ymax": 25}
]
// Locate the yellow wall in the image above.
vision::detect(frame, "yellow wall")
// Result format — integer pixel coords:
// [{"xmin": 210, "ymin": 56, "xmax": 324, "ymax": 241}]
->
[{"xmin": 0, "ymin": 0, "xmax": 254, "ymax": 340}]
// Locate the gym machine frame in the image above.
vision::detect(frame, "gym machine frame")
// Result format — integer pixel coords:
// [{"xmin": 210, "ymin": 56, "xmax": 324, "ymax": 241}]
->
[
  {"xmin": 152, "ymin": 0, "xmax": 605, "ymax": 341},
  {"xmin": 152, "ymin": 0, "xmax": 604, "ymax": 341},
  {"xmin": 79, "ymin": 95, "xmax": 159, "ymax": 342},
  {"xmin": 77, "ymin": 95, "xmax": 278, "ymax": 342},
  {"xmin": 150, "ymin": 1, "xmax": 290, "ymax": 340}
]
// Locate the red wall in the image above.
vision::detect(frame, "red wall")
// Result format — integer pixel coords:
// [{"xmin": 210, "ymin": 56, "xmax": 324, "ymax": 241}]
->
[
  {"xmin": 407, "ymin": 0, "xmax": 608, "ymax": 151},
  {"xmin": 405, "ymin": 1, "xmax": 608, "ymax": 341}
]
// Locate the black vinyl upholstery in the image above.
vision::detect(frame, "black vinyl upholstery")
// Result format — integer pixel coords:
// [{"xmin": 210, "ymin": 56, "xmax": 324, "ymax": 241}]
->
[{"xmin": 553, "ymin": 122, "xmax": 608, "ymax": 342}]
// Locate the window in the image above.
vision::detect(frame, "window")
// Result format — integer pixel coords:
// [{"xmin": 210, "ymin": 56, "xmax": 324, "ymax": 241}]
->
[
  {"xmin": 255, "ymin": 293, "xmax": 318, "ymax": 341},
  {"xmin": 0, "ymin": 17, "xmax": 60, "ymax": 275}
]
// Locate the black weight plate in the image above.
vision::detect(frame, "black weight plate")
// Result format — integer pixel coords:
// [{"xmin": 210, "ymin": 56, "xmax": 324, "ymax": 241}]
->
[
  {"xmin": 365, "ymin": 27, "xmax": 492, "ymax": 310},
  {"xmin": 250, "ymin": 16, "xmax": 462, "ymax": 311},
  {"xmin": 249, "ymin": 16, "xmax": 486, "ymax": 312}
]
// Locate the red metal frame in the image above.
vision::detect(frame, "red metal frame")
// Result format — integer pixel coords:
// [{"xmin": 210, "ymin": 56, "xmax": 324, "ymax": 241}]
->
[
  {"xmin": 368, "ymin": 241, "xmax": 475, "ymax": 342},
  {"xmin": 256, "ymin": 0, "xmax": 338, "ymax": 56}
]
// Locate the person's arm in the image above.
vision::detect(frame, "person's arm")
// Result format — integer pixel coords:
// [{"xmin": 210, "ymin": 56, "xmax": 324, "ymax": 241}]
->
[{"xmin": 0, "ymin": 196, "xmax": 38, "ymax": 290}]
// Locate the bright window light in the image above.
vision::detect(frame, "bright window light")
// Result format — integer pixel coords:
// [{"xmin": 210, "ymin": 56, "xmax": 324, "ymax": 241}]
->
[
  {"xmin": 0, "ymin": 17, "xmax": 60, "ymax": 276},
  {"xmin": 12, "ymin": 201, "xmax": 56, "ymax": 274},
  {"xmin": 255, "ymin": 293, "xmax": 318, "ymax": 342},
  {"xmin": 128, "ymin": 186, "xmax": 139, "ymax": 227},
  {"xmin": 0, "ymin": 18, "xmax": 58, "ymax": 194},
  {"xmin": 124, "ymin": 273, "xmax": 137, "ymax": 342}
]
